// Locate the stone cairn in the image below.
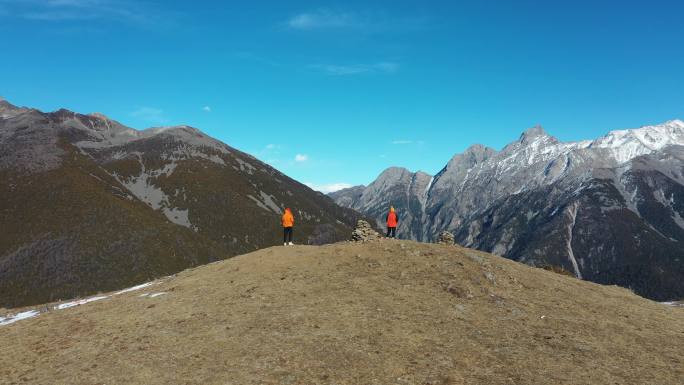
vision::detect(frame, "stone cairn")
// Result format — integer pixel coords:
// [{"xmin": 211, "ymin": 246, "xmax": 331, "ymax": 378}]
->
[
  {"xmin": 351, "ymin": 220, "xmax": 382, "ymax": 242},
  {"xmin": 437, "ymin": 231, "xmax": 455, "ymax": 245}
]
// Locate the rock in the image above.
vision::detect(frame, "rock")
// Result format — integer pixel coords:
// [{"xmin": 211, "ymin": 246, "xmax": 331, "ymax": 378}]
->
[
  {"xmin": 437, "ymin": 231, "xmax": 455, "ymax": 245},
  {"xmin": 443, "ymin": 282, "xmax": 474, "ymax": 299},
  {"xmin": 350, "ymin": 220, "xmax": 381, "ymax": 242},
  {"xmin": 466, "ymin": 252, "xmax": 486, "ymax": 265}
]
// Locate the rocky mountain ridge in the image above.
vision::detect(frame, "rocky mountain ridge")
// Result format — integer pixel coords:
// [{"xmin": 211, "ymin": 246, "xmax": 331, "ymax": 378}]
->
[{"xmin": 331, "ymin": 120, "xmax": 684, "ymax": 300}]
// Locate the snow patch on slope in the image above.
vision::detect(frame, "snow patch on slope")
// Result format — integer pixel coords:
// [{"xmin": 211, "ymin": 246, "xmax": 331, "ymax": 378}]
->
[
  {"xmin": 0, "ymin": 310, "xmax": 40, "ymax": 326},
  {"xmin": 163, "ymin": 207, "xmax": 192, "ymax": 228},
  {"xmin": 113, "ymin": 155, "xmax": 194, "ymax": 229},
  {"xmin": 565, "ymin": 202, "xmax": 583, "ymax": 279},
  {"xmin": 235, "ymin": 158, "xmax": 256, "ymax": 174},
  {"xmin": 247, "ymin": 191, "xmax": 282, "ymax": 214},
  {"xmin": 114, "ymin": 282, "xmax": 156, "ymax": 295},
  {"xmin": 0, "ymin": 280, "xmax": 164, "ymax": 327},
  {"xmin": 56, "ymin": 296, "xmax": 109, "ymax": 310}
]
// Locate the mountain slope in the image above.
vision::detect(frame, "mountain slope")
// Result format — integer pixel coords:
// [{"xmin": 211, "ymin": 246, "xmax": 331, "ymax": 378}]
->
[
  {"xmin": 331, "ymin": 121, "xmax": 684, "ymax": 300},
  {"xmin": 0, "ymin": 99, "xmax": 362, "ymax": 308},
  {"xmin": 1, "ymin": 240, "xmax": 682, "ymax": 384}
]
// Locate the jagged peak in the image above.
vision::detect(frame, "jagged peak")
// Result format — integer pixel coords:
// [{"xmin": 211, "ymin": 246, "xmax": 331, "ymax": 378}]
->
[
  {"xmin": 328, "ymin": 184, "xmax": 366, "ymax": 196},
  {"xmin": 375, "ymin": 166, "xmax": 432, "ymax": 182},
  {"xmin": 88, "ymin": 112, "xmax": 110, "ymax": 120},
  {"xmin": 377, "ymin": 166, "xmax": 412, "ymax": 177},
  {"xmin": 141, "ymin": 125, "xmax": 205, "ymax": 138},
  {"xmin": 0, "ymin": 97, "xmax": 18, "ymax": 110},
  {"xmin": 374, "ymin": 167, "xmax": 405, "ymax": 181},
  {"xmin": 462, "ymin": 143, "xmax": 497, "ymax": 157},
  {"xmin": 464, "ymin": 143, "xmax": 486, "ymax": 151},
  {"xmin": 664, "ymin": 119, "xmax": 684, "ymax": 128},
  {"xmin": 0, "ymin": 98, "xmax": 30, "ymax": 118},
  {"xmin": 519, "ymin": 125, "xmax": 549, "ymax": 141},
  {"xmin": 444, "ymin": 143, "xmax": 497, "ymax": 172}
]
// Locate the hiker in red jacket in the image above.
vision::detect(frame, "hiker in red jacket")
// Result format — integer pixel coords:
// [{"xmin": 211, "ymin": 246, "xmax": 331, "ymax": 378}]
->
[
  {"xmin": 281, "ymin": 208, "xmax": 295, "ymax": 246},
  {"xmin": 386, "ymin": 206, "xmax": 398, "ymax": 238}
]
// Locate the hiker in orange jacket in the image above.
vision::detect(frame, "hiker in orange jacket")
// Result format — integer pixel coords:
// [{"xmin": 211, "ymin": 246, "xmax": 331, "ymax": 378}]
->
[
  {"xmin": 386, "ymin": 206, "xmax": 398, "ymax": 238},
  {"xmin": 282, "ymin": 208, "xmax": 295, "ymax": 246}
]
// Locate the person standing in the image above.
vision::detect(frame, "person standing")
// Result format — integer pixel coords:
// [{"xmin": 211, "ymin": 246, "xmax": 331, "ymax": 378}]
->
[
  {"xmin": 386, "ymin": 206, "xmax": 398, "ymax": 238},
  {"xmin": 282, "ymin": 208, "xmax": 295, "ymax": 246}
]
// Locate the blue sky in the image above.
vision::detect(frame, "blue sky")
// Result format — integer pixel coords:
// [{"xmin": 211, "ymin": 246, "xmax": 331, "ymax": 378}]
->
[{"xmin": 1, "ymin": 1, "xmax": 683, "ymax": 192}]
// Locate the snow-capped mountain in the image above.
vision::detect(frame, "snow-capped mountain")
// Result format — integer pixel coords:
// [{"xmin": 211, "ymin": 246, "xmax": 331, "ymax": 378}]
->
[
  {"xmin": 0, "ymin": 98, "xmax": 362, "ymax": 308},
  {"xmin": 589, "ymin": 120, "xmax": 684, "ymax": 162},
  {"xmin": 331, "ymin": 120, "xmax": 684, "ymax": 301}
]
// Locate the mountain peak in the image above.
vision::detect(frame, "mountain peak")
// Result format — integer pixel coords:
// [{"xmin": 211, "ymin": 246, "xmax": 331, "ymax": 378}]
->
[
  {"xmin": 0, "ymin": 97, "xmax": 18, "ymax": 110},
  {"xmin": 463, "ymin": 143, "xmax": 497, "ymax": 157},
  {"xmin": 88, "ymin": 112, "xmax": 110, "ymax": 120},
  {"xmin": 443, "ymin": 144, "xmax": 497, "ymax": 173},
  {"xmin": 0, "ymin": 98, "xmax": 28, "ymax": 118},
  {"xmin": 376, "ymin": 166, "xmax": 412, "ymax": 182},
  {"xmin": 519, "ymin": 125, "xmax": 548, "ymax": 140},
  {"xmin": 665, "ymin": 119, "xmax": 684, "ymax": 128}
]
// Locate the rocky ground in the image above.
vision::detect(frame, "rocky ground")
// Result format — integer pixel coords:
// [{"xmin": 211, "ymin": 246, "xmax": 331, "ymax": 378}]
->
[{"xmin": 1, "ymin": 239, "xmax": 682, "ymax": 384}]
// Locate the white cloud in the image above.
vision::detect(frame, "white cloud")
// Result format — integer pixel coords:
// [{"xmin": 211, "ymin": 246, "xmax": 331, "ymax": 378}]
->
[
  {"xmin": 294, "ymin": 154, "xmax": 309, "ymax": 162},
  {"xmin": 202, "ymin": 106, "xmax": 211, "ymax": 112},
  {"xmin": 1, "ymin": 0, "xmax": 162, "ymax": 24},
  {"xmin": 287, "ymin": 9, "xmax": 359, "ymax": 30},
  {"xmin": 285, "ymin": 8, "xmax": 428, "ymax": 33},
  {"xmin": 130, "ymin": 106, "xmax": 168, "ymax": 125},
  {"xmin": 313, "ymin": 62, "xmax": 399, "ymax": 76},
  {"xmin": 47, "ymin": 0, "xmax": 102, "ymax": 5},
  {"xmin": 305, "ymin": 182, "xmax": 353, "ymax": 194},
  {"xmin": 265, "ymin": 143, "xmax": 278, "ymax": 150}
]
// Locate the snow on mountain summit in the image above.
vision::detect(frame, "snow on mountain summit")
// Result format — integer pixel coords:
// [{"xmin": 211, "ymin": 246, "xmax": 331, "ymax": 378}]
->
[
  {"xmin": 494, "ymin": 120, "xmax": 684, "ymax": 170},
  {"xmin": 589, "ymin": 120, "xmax": 684, "ymax": 163}
]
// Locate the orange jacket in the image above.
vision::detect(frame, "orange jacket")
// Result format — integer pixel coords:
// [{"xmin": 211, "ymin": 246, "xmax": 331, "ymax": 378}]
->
[
  {"xmin": 281, "ymin": 208, "xmax": 294, "ymax": 227},
  {"xmin": 386, "ymin": 210, "xmax": 398, "ymax": 227}
]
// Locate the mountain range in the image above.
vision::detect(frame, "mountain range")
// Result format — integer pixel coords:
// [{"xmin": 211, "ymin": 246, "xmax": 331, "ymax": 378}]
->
[
  {"xmin": 331, "ymin": 120, "xmax": 684, "ymax": 301},
  {"xmin": 0, "ymin": 98, "xmax": 362, "ymax": 308}
]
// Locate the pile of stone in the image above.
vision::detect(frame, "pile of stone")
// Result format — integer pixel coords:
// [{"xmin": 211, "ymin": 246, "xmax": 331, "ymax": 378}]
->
[
  {"xmin": 351, "ymin": 220, "xmax": 382, "ymax": 242},
  {"xmin": 437, "ymin": 231, "xmax": 455, "ymax": 245}
]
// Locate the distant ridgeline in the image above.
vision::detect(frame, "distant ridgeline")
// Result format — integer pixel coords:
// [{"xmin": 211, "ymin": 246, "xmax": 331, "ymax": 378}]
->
[
  {"xmin": 0, "ymin": 98, "xmax": 363, "ymax": 308},
  {"xmin": 331, "ymin": 121, "xmax": 684, "ymax": 301}
]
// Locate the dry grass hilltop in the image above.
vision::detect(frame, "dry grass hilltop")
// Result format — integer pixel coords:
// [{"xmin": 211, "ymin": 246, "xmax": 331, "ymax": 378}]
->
[{"xmin": 1, "ymin": 239, "xmax": 683, "ymax": 384}]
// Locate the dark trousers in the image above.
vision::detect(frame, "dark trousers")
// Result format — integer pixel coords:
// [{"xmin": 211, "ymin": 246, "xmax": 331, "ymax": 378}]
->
[
  {"xmin": 283, "ymin": 227, "xmax": 293, "ymax": 243},
  {"xmin": 386, "ymin": 227, "xmax": 396, "ymax": 238}
]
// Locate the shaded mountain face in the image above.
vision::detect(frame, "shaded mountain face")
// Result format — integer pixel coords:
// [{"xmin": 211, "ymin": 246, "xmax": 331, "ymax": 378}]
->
[
  {"xmin": 0, "ymin": 99, "xmax": 362, "ymax": 308},
  {"xmin": 331, "ymin": 120, "xmax": 684, "ymax": 300}
]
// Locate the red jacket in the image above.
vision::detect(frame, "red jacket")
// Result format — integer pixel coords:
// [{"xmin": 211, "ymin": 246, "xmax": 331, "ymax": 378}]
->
[
  {"xmin": 281, "ymin": 209, "xmax": 294, "ymax": 227},
  {"xmin": 386, "ymin": 211, "xmax": 398, "ymax": 227}
]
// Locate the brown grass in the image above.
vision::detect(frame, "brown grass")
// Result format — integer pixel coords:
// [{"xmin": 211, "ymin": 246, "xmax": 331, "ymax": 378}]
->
[
  {"xmin": 539, "ymin": 264, "xmax": 577, "ymax": 277},
  {"xmin": 1, "ymin": 240, "xmax": 683, "ymax": 384}
]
